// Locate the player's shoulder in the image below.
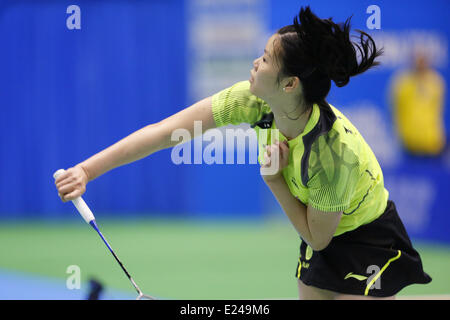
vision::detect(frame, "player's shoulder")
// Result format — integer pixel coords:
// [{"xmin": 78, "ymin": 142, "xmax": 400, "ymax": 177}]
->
[
  {"xmin": 219, "ymin": 81, "xmax": 255, "ymax": 100},
  {"xmin": 214, "ymin": 81, "xmax": 268, "ymax": 109},
  {"xmin": 309, "ymin": 127, "xmax": 359, "ymax": 166},
  {"xmin": 308, "ymin": 105, "xmax": 360, "ymax": 174},
  {"xmin": 307, "ymin": 103, "xmax": 350, "ymax": 152},
  {"xmin": 224, "ymin": 80, "xmax": 251, "ymax": 94},
  {"xmin": 330, "ymin": 104, "xmax": 365, "ymax": 141},
  {"xmin": 211, "ymin": 81, "xmax": 271, "ymax": 127}
]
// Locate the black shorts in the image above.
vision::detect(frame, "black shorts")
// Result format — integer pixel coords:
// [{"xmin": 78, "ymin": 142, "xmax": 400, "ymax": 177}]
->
[{"xmin": 295, "ymin": 200, "xmax": 432, "ymax": 297}]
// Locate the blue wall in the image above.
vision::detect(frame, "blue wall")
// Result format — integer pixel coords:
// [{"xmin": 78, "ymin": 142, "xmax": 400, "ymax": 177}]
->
[
  {"xmin": 0, "ymin": 0, "xmax": 191, "ymax": 217},
  {"xmin": 0, "ymin": 1, "xmax": 449, "ymax": 242}
]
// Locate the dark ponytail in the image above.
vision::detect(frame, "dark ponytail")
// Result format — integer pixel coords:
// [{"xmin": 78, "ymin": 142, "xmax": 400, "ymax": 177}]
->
[{"xmin": 276, "ymin": 6, "xmax": 383, "ymax": 106}]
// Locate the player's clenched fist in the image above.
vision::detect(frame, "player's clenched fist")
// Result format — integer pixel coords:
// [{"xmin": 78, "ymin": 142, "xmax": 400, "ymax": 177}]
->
[
  {"xmin": 260, "ymin": 140, "xmax": 290, "ymax": 182},
  {"xmin": 54, "ymin": 166, "xmax": 89, "ymax": 202}
]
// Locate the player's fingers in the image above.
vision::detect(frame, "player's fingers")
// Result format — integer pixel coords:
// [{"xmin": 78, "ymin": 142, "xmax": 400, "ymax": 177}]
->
[
  {"xmin": 279, "ymin": 140, "xmax": 289, "ymax": 156},
  {"xmin": 263, "ymin": 151, "xmax": 271, "ymax": 167},
  {"xmin": 56, "ymin": 175, "xmax": 77, "ymax": 189},
  {"xmin": 56, "ymin": 175, "xmax": 73, "ymax": 187},
  {"xmin": 55, "ymin": 166, "xmax": 82, "ymax": 184},
  {"xmin": 55, "ymin": 173, "xmax": 78, "ymax": 189},
  {"xmin": 271, "ymin": 140, "xmax": 279, "ymax": 153},
  {"xmin": 63, "ymin": 188, "xmax": 85, "ymax": 202},
  {"xmin": 269, "ymin": 144, "xmax": 279, "ymax": 157},
  {"xmin": 59, "ymin": 176, "xmax": 87, "ymax": 194},
  {"xmin": 54, "ymin": 169, "xmax": 69, "ymax": 181},
  {"xmin": 265, "ymin": 146, "xmax": 273, "ymax": 159},
  {"xmin": 56, "ymin": 173, "xmax": 85, "ymax": 190},
  {"xmin": 58, "ymin": 183, "xmax": 76, "ymax": 195},
  {"xmin": 60, "ymin": 192, "xmax": 71, "ymax": 202},
  {"xmin": 55, "ymin": 172, "xmax": 71, "ymax": 185}
]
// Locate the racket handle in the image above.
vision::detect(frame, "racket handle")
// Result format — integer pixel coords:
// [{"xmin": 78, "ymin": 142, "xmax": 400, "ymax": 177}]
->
[
  {"xmin": 72, "ymin": 197, "xmax": 96, "ymax": 224},
  {"xmin": 53, "ymin": 169, "xmax": 96, "ymax": 224}
]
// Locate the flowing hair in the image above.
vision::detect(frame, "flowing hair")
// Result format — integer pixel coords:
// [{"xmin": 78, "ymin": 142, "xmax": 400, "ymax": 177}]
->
[{"xmin": 275, "ymin": 6, "xmax": 383, "ymax": 108}]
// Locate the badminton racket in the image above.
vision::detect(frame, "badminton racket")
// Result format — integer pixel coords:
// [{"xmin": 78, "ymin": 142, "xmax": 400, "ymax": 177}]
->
[{"xmin": 53, "ymin": 169, "xmax": 155, "ymax": 300}]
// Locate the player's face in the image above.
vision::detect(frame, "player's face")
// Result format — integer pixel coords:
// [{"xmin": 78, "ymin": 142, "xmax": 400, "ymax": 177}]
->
[{"xmin": 249, "ymin": 34, "xmax": 282, "ymax": 101}]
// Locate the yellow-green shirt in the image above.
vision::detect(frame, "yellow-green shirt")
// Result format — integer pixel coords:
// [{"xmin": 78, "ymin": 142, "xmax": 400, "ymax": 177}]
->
[{"xmin": 212, "ymin": 81, "xmax": 389, "ymax": 236}]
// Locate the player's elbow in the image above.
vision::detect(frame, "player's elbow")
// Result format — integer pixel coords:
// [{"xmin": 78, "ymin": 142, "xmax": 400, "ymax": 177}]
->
[
  {"xmin": 310, "ymin": 243, "xmax": 328, "ymax": 252},
  {"xmin": 309, "ymin": 237, "xmax": 332, "ymax": 251}
]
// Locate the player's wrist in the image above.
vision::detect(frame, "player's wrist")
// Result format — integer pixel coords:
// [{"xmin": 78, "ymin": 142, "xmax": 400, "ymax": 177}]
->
[{"xmin": 76, "ymin": 163, "xmax": 91, "ymax": 182}]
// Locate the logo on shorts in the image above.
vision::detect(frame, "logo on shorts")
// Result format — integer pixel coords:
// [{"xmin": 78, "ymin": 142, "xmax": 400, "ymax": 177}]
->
[
  {"xmin": 344, "ymin": 272, "xmax": 368, "ymax": 281},
  {"xmin": 344, "ymin": 265, "xmax": 381, "ymax": 291},
  {"xmin": 299, "ymin": 244, "xmax": 314, "ymax": 270}
]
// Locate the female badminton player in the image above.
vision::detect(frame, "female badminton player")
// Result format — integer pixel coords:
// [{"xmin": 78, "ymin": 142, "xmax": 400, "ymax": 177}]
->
[{"xmin": 55, "ymin": 7, "xmax": 431, "ymax": 299}]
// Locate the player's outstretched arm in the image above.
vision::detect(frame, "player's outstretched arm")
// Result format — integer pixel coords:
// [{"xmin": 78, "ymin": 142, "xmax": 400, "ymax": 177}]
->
[{"xmin": 55, "ymin": 96, "xmax": 215, "ymax": 201}]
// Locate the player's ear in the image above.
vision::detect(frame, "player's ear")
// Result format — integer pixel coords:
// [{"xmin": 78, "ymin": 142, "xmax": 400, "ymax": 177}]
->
[{"xmin": 283, "ymin": 77, "xmax": 301, "ymax": 93}]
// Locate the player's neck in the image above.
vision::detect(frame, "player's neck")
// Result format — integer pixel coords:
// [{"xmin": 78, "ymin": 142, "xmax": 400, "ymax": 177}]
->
[{"xmin": 270, "ymin": 99, "xmax": 312, "ymax": 140}]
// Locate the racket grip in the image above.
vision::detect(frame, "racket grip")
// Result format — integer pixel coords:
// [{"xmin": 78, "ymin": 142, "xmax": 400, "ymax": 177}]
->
[
  {"xmin": 53, "ymin": 169, "xmax": 96, "ymax": 224},
  {"xmin": 72, "ymin": 197, "xmax": 96, "ymax": 224}
]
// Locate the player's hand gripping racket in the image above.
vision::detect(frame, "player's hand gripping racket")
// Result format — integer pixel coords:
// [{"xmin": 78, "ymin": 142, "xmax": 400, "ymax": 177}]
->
[{"xmin": 53, "ymin": 169, "xmax": 155, "ymax": 300}]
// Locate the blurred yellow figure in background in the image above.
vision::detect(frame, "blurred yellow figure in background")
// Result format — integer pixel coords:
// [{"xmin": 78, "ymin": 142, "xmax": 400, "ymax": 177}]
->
[{"xmin": 391, "ymin": 52, "xmax": 446, "ymax": 155}]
